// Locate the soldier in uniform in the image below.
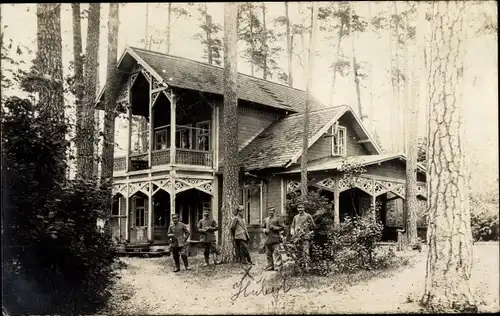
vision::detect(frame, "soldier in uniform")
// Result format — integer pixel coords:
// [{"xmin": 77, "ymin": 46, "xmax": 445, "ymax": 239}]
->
[
  {"xmin": 197, "ymin": 209, "xmax": 221, "ymax": 266},
  {"xmin": 263, "ymin": 206, "xmax": 285, "ymax": 271},
  {"xmin": 230, "ymin": 205, "xmax": 253, "ymax": 265},
  {"xmin": 167, "ymin": 213, "xmax": 191, "ymax": 272},
  {"xmin": 290, "ymin": 201, "xmax": 315, "ymax": 269}
]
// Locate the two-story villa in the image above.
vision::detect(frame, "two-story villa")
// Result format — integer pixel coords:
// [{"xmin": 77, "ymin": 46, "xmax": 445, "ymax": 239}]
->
[{"xmin": 96, "ymin": 46, "xmax": 427, "ymax": 250}]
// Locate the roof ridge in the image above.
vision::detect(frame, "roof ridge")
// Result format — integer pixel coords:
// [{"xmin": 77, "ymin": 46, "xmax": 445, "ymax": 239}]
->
[
  {"xmin": 129, "ymin": 46, "xmax": 310, "ymax": 93},
  {"xmin": 286, "ymin": 105, "xmax": 348, "ymax": 118}
]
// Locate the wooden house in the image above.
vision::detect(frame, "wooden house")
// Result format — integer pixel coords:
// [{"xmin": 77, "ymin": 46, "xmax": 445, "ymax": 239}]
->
[{"xmin": 96, "ymin": 46, "xmax": 427, "ymax": 250}]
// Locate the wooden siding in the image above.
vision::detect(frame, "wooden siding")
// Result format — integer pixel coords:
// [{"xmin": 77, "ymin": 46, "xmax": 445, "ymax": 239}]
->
[
  {"xmin": 365, "ymin": 159, "xmax": 406, "ymax": 180},
  {"xmin": 307, "ymin": 114, "xmax": 370, "ymax": 162},
  {"xmin": 218, "ymin": 102, "xmax": 282, "ymax": 162}
]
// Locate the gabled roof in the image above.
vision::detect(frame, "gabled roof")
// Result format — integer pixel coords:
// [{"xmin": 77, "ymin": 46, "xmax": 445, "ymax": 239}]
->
[
  {"xmin": 277, "ymin": 154, "xmax": 427, "ymax": 174},
  {"xmin": 97, "ymin": 46, "xmax": 326, "ymax": 113},
  {"xmin": 239, "ymin": 106, "xmax": 348, "ymax": 170}
]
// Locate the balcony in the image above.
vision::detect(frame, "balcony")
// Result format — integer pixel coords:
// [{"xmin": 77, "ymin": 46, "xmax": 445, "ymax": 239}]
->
[{"xmin": 113, "ymin": 124, "xmax": 213, "ymax": 172}]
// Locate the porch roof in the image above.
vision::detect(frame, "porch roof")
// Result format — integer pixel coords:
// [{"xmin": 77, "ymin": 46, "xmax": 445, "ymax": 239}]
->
[{"xmin": 276, "ymin": 154, "xmax": 427, "ymax": 174}]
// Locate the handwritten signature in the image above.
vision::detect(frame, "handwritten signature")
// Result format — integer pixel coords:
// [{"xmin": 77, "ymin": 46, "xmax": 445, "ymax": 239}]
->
[{"xmin": 231, "ymin": 266, "xmax": 292, "ymax": 301}]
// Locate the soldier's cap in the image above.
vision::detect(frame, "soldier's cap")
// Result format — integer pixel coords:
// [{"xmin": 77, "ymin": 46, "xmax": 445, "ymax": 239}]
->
[
  {"xmin": 237, "ymin": 205, "xmax": 244, "ymax": 211},
  {"xmin": 203, "ymin": 209, "xmax": 210, "ymax": 214},
  {"xmin": 267, "ymin": 206, "xmax": 276, "ymax": 212}
]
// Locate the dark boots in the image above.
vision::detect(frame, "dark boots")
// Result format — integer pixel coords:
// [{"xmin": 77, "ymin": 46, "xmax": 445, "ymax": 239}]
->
[{"xmin": 181, "ymin": 254, "xmax": 191, "ymax": 270}]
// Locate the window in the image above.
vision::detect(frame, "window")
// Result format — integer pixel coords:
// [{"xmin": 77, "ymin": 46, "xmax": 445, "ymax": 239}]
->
[
  {"xmin": 240, "ymin": 184, "xmax": 262, "ymax": 225},
  {"xmin": 331, "ymin": 125, "xmax": 347, "ymax": 156},
  {"xmin": 176, "ymin": 125, "xmax": 193, "ymax": 149},
  {"xmin": 112, "ymin": 196, "xmax": 120, "ymax": 216},
  {"xmin": 154, "ymin": 201, "xmax": 169, "ymax": 228},
  {"xmin": 155, "ymin": 129, "xmax": 169, "ymax": 150},
  {"xmin": 135, "ymin": 197, "xmax": 146, "ymax": 227},
  {"xmin": 196, "ymin": 121, "xmax": 210, "ymax": 151}
]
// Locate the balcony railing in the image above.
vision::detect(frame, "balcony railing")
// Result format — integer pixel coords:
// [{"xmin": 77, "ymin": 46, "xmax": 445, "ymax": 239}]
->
[
  {"xmin": 114, "ymin": 156, "xmax": 127, "ymax": 171},
  {"xmin": 113, "ymin": 123, "xmax": 213, "ymax": 172}
]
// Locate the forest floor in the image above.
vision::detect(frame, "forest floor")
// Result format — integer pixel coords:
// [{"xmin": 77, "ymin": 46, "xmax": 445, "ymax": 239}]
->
[{"xmin": 105, "ymin": 242, "xmax": 499, "ymax": 314}]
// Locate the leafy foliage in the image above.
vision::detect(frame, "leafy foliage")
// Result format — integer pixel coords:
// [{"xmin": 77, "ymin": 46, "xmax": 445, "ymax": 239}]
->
[
  {"xmin": 282, "ymin": 191, "xmax": 396, "ymax": 276},
  {"xmin": 2, "ymin": 96, "xmax": 118, "ymax": 314},
  {"xmin": 470, "ymin": 195, "xmax": 499, "ymax": 241},
  {"xmin": 194, "ymin": 4, "xmax": 222, "ymax": 66}
]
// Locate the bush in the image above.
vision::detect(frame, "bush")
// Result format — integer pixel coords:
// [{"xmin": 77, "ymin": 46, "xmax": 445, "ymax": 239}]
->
[
  {"xmin": 2, "ymin": 97, "xmax": 118, "ymax": 314},
  {"xmin": 282, "ymin": 191, "xmax": 395, "ymax": 275}
]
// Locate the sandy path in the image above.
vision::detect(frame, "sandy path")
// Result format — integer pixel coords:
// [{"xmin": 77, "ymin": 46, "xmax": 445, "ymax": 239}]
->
[{"xmin": 107, "ymin": 243, "xmax": 499, "ymax": 314}]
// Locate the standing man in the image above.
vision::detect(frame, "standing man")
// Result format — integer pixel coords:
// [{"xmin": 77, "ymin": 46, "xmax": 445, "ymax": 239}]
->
[
  {"xmin": 230, "ymin": 205, "xmax": 253, "ymax": 265},
  {"xmin": 198, "ymin": 209, "xmax": 221, "ymax": 266},
  {"xmin": 168, "ymin": 213, "xmax": 191, "ymax": 272},
  {"xmin": 263, "ymin": 206, "xmax": 285, "ymax": 271},
  {"xmin": 290, "ymin": 202, "xmax": 315, "ymax": 269}
]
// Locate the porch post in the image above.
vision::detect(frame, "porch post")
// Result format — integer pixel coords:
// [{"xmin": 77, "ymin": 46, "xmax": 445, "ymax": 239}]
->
[
  {"xmin": 147, "ymin": 181, "xmax": 153, "ymax": 241},
  {"xmin": 170, "ymin": 173, "xmax": 176, "ymax": 218},
  {"xmin": 126, "ymin": 109, "xmax": 132, "ymax": 172},
  {"xmin": 371, "ymin": 179, "xmax": 377, "ymax": 222},
  {"xmin": 333, "ymin": 175, "xmax": 340, "ymax": 228},
  {"xmin": 170, "ymin": 91, "xmax": 176, "ymax": 165},
  {"xmin": 280, "ymin": 177, "xmax": 285, "ymax": 215},
  {"xmin": 125, "ymin": 184, "xmax": 130, "ymax": 240},
  {"xmin": 212, "ymin": 176, "xmax": 219, "ymax": 243},
  {"xmin": 148, "ymin": 75, "xmax": 154, "ymax": 167}
]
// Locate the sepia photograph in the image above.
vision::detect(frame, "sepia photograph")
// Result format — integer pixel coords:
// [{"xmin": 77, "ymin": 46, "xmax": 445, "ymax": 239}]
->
[{"xmin": 1, "ymin": 1, "xmax": 498, "ymax": 315}]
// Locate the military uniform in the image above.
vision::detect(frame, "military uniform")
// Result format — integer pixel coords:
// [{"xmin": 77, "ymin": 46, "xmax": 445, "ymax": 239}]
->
[
  {"xmin": 263, "ymin": 207, "xmax": 285, "ymax": 270},
  {"xmin": 197, "ymin": 216, "xmax": 221, "ymax": 265},
  {"xmin": 168, "ymin": 220, "xmax": 191, "ymax": 271}
]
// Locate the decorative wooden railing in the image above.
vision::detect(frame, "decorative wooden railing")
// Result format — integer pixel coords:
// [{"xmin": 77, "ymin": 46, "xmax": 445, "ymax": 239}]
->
[
  {"xmin": 176, "ymin": 149, "xmax": 212, "ymax": 167},
  {"xmin": 151, "ymin": 149, "xmax": 170, "ymax": 166},
  {"xmin": 114, "ymin": 156, "xmax": 127, "ymax": 171}
]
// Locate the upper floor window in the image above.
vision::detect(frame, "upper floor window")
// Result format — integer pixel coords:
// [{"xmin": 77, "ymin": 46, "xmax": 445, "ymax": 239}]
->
[
  {"xmin": 176, "ymin": 125, "xmax": 193, "ymax": 149},
  {"xmin": 331, "ymin": 125, "xmax": 347, "ymax": 156}
]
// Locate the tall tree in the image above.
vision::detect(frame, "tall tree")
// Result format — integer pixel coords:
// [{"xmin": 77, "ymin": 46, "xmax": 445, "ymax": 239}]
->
[
  {"xmin": 404, "ymin": 3, "xmax": 424, "ymax": 248},
  {"xmin": 33, "ymin": 4, "xmax": 65, "ymax": 181},
  {"xmin": 77, "ymin": 4, "xmax": 101, "ymax": 179},
  {"xmin": 237, "ymin": 3, "xmax": 260, "ymax": 76},
  {"xmin": 347, "ymin": 2, "xmax": 364, "ymax": 121},
  {"xmin": 420, "ymin": 1, "xmax": 477, "ymax": 312},
  {"xmin": 166, "ymin": 3, "xmax": 172, "ymax": 54},
  {"xmin": 71, "ymin": 4, "xmax": 84, "ymax": 169},
  {"xmin": 285, "ymin": 2, "xmax": 293, "ymax": 86},
  {"xmin": 220, "ymin": 2, "xmax": 239, "ymax": 263},
  {"xmin": 35, "ymin": 4, "xmax": 64, "ymax": 115},
  {"xmin": 101, "ymin": 3, "xmax": 120, "ymax": 217},
  {"xmin": 300, "ymin": 2, "xmax": 318, "ymax": 197},
  {"xmin": 195, "ymin": 3, "xmax": 222, "ymax": 66}
]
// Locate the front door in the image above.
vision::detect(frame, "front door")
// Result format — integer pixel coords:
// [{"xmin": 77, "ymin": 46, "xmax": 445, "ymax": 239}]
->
[{"xmin": 130, "ymin": 196, "xmax": 148, "ymax": 243}]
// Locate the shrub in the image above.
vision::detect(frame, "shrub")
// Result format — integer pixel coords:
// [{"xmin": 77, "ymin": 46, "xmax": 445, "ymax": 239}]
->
[
  {"xmin": 2, "ymin": 97, "xmax": 118, "ymax": 314},
  {"xmin": 282, "ymin": 190, "xmax": 394, "ymax": 276}
]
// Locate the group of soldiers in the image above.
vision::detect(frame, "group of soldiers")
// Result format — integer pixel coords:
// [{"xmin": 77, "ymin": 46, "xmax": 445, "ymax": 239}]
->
[{"xmin": 167, "ymin": 202, "xmax": 315, "ymax": 272}]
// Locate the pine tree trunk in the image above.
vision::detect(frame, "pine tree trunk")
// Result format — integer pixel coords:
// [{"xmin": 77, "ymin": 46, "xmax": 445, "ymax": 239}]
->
[
  {"xmin": 285, "ymin": 2, "xmax": 293, "ymax": 87},
  {"xmin": 166, "ymin": 3, "xmax": 172, "ymax": 54},
  {"xmin": 348, "ymin": 3, "xmax": 364, "ymax": 121},
  {"xmin": 77, "ymin": 3, "xmax": 100, "ymax": 180},
  {"xmin": 72, "ymin": 4, "xmax": 84, "ymax": 176},
  {"xmin": 220, "ymin": 2, "xmax": 239, "ymax": 263},
  {"xmin": 420, "ymin": 2, "xmax": 477, "ymax": 312},
  {"xmin": 205, "ymin": 3, "xmax": 213, "ymax": 65},
  {"xmin": 329, "ymin": 22, "xmax": 343, "ymax": 107},
  {"xmin": 300, "ymin": 2, "xmax": 318, "ymax": 197},
  {"xmin": 36, "ymin": 4, "xmax": 65, "ymax": 180},
  {"xmin": 249, "ymin": 8, "xmax": 255, "ymax": 77},
  {"xmin": 404, "ymin": 4, "xmax": 426, "ymax": 248},
  {"xmin": 261, "ymin": 3, "xmax": 267, "ymax": 80},
  {"xmin": 393, "ymin": 1, "xmax": 401, "ymax": 153},
  {"xmin": 101, "ymin": 3, "xmax": 120, "ymax": 218},
  {"xmin": 145, "ymin": 3, "xmax": 149, "ymax": 50},
  {"xmin": 36, "ymin": 4, "xmax": 64, "ymax": 115}
]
